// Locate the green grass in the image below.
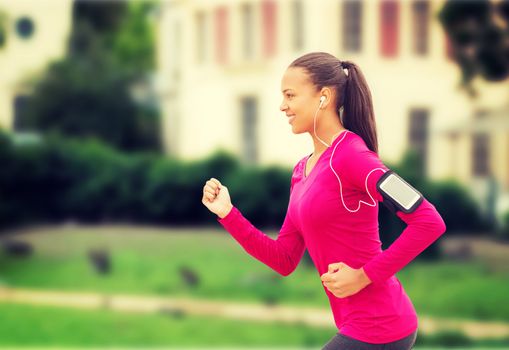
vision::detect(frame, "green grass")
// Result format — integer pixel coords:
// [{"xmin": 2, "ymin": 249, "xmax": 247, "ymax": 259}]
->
[
  {"xmin": 0, "ymin": 226, "xmax": 508, "ymax": 321},
  {"xmin": 0, "ymin": 303, "xmax": 507, "ymax": 348},
  {"xmin": 0, "ymin": 302, "xmax": 334, "ymax": 347},
  {"xmin": 397, "ymin": 261, "xmax": 509, "ymax": 321},
  {"xmin": 0, "ymin": 227, "xmax": 329, "ymax": 307}
]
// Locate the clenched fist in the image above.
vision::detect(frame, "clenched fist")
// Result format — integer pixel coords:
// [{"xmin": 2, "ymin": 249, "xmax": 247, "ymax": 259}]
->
[
  {"xmin": 202, "ymin": 177, "xmax": 233, "ymax": 219},
  {"xmin": 320, "ymin": 262, "xmax": 372, "ymax": 298}
]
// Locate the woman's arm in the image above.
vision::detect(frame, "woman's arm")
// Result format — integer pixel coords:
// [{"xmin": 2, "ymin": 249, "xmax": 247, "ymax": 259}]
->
[
  {"xmin": 217, "ymin": 205, "xmax": 306, "ymax": 276},
  {"xmin": 205, "ymin": 160, "xmax": 307, "ymax": 277},
  {"xmin": 341, "ymin": 136, "xmax": 447, "ymax": 284},
  {"xmin": 322, "ymin": 137, "xmax": 446, "ymax": 297},
  {"xmin": 362, "ymin": 198, "xmax": 446, "ymax": 284}
]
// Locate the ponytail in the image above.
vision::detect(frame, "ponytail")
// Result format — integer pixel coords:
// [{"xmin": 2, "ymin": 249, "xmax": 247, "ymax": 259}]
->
[{"xmin": 341, "ymin": 61, "xmax": 378, "ymax": 154}]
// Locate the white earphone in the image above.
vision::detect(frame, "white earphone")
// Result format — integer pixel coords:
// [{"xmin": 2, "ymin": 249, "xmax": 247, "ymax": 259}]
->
[{"xmin": 314, "ymin": 96, "xmax": 329, "ymax": 147}]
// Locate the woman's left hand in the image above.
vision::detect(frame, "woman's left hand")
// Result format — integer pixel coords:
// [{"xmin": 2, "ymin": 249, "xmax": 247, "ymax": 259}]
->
[{"xmin": 320, "ymin": 262, "xmax": 372, "ymax": 298}]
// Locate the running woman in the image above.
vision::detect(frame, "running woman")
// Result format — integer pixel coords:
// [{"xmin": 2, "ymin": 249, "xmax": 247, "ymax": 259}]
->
[{"xmin": 202, "ymin": 52, "xmax": 446, "ymax": 349}]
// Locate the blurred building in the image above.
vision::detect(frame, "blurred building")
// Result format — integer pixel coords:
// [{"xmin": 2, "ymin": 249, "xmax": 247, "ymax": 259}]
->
[
  {"xmin": 156, "ymin": 0, "xmax": 509, "ymax": 218},
  {"xmin": 0, "ymin": 1, "xmax": 507, "ymax": 220},
  {"xmin": 0, "ymin": 0, "xmax": 72, "ymax": 132},
  {"xmin": 440, "ymin": 83, "xmax": 509, "ymax": 220}
]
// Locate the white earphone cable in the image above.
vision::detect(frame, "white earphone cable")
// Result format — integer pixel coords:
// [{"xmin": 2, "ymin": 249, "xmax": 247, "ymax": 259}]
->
[
  {"xmin": 328, "ymin": 132, "xmax": 387, "ymax": 213},
  {"xmin": 312, "ymin": 98, "xmax": 387, "ymax": 212},
  {"xmin": 313, "ymin": 101, "xmax": 331, "ymax": 148}
]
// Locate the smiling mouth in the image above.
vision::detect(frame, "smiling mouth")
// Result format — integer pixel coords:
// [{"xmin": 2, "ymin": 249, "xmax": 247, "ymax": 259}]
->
[{"xmin": 288, "ymin": 116, "xmax": 296, "ymax": 124}]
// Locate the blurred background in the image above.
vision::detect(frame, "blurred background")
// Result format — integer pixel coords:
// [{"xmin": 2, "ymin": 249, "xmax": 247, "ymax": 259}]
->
[{"xmin": 0, "ymin": 0, "xmax": 508, "ymax": 348}]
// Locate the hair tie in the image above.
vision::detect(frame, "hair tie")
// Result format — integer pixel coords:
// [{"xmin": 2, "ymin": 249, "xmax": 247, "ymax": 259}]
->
[{"xmin": 341, "ymin": 62, "xmax": 349, "ymax": 77}]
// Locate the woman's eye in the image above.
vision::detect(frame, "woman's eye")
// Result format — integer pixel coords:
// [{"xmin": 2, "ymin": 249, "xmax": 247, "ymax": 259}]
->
[{"xmin": 286, "ymin": 94, "xmax": 294, "ymax": 99}]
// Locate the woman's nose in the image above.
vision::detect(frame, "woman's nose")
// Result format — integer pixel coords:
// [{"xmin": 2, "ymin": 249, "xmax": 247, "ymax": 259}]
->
[{"xmin": 280, "ymin": 101, "xmax": 288, "ymax": 112}]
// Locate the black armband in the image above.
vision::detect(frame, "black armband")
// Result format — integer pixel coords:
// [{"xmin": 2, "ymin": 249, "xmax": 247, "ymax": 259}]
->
[{"xmin": 376, "ymin": 171, "xmax": 423, "ymax": 214}]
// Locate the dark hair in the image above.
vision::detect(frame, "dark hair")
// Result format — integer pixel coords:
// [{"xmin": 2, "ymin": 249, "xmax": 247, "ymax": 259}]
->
[{"xmin": 289, "ymin": 52, "xmax": 378, "ymax": 154}]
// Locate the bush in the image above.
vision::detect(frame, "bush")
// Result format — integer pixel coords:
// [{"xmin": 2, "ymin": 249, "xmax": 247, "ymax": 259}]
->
[
  {"xmin": 225, "ymin": 165, "xmax": 290, "ymax": 228},
  {"xmin": 0, "ymin": 130, "xmax": 488, "ymax": 244},
  {"xmin": 0, "ymin": 133, "xmax": 291, "ymax": 230},
  {"xmin": 423, "ymin": 179, "xmax": 489, "ymax": 233},
  {"xmin": 0, "ymin": 131, "xmax": 72, "ymax": 226}
]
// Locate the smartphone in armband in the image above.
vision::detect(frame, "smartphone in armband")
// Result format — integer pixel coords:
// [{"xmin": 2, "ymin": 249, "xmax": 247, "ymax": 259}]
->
[{"xmin": 376, "ymin": 171, "xmax": 423, "ymax": 214}]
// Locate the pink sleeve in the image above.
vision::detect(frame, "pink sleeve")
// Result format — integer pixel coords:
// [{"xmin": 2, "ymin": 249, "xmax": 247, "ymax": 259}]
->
[
  {"xmin": 363, "ymin": 199, "xmax": 446, "ymax": 284},
  {"xmin": 340, "ymin": 138, "xmax": 447, "ymax": 284},
  {"xmin": 216, "ymin": 161, "xmax": 306, "ymax": 276}
]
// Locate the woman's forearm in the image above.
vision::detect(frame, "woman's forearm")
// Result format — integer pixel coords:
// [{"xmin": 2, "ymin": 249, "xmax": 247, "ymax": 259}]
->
[
  {"xmin": 218, "ymin": 206, "xmax": 306, "ymax": 276},
  {"xmin": 362, "ymin": 199, "xmax": 447, "ymax": 284}
]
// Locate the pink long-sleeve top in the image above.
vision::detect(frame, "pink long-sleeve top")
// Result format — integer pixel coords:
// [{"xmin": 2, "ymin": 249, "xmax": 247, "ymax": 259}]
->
[{"xmin": 217, "ymin": 130, "xmax": 446, "ymax": 344}]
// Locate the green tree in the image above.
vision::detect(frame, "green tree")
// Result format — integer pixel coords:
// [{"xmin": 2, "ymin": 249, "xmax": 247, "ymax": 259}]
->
[
  {"xmin": 20, "ymin": 57, "xmax": 160, "ymax": 152},
  {"xmin": 19, "ymin": 1, "xmax": 161, "ymax": 153},
  {"xmin": 438, "ymin": 0, "xmax": 509, "ymax": 96},
  {"xmin": 70, "ymin": 0, "xmax": 156, "ymax": 73}
]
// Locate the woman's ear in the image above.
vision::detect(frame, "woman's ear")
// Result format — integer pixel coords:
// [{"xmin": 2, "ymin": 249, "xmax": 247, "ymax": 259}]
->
[{"xmin": 319, "ymin": 88, "xmax": 333, "ymax": 109}]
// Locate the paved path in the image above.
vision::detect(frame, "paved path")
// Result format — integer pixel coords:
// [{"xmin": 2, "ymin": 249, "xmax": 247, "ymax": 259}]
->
[{"xmin": 1, "ymin": 287, "xmax": 508, "ymax": 339}]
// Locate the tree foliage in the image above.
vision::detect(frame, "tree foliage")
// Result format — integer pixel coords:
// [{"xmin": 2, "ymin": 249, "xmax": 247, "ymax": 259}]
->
[
  {"xmin": 438, "ymin": 0, "xmax": 509, "ymax": 95},
  {"xmin": 18, "ymin": 1, "xmax": 161, "ymax": 152}
]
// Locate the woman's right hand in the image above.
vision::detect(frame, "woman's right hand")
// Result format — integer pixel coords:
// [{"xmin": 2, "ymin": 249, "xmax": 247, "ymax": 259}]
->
[{"xmin": 202, "ymin": 178, "xmax": 233, "ymax": 218}]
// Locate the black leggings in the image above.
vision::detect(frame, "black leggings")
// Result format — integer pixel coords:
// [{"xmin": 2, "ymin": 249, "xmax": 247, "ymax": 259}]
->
[{"xmin": 322, "ymin": 330, "xmax": 417, "ymax": 350}]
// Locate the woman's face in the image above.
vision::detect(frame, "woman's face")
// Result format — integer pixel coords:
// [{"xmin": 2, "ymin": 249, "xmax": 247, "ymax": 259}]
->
[{"xmin": 280, "ymin": 67, "xmax": 321, "ymax": 134}]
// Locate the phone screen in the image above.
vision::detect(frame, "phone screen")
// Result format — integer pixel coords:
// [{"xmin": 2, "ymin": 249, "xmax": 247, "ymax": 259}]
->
[{"xmin": 378, "ymin": 174, "xmax": 421, "ymax": 210}]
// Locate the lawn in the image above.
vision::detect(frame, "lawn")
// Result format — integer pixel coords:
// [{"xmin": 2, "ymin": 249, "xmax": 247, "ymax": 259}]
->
[
  {"xmin": 0, "ymin": 302, "xmax": 334, "ymax": 347},
  {"xmin": 0, "ymin": 303, "xmax": 507, "ymax": 348},
  {"xmin": 0, "ymin": 225, "xmax": 508, "ymax": 322}
]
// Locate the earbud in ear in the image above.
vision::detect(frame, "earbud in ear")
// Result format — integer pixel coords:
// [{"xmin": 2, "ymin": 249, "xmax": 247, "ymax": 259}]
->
[{"xmin": 319, "ymin": 96, "xmax": 326, "ymax": 104}]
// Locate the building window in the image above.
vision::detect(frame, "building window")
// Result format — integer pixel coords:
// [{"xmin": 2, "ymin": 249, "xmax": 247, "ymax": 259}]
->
[
  {"xmin": 292, "ymin": 0, "xmax": 304, "ymax": 51},
  {"xmin": 241, "ymin": 97, "xmax": 258, "ymax": 164},
  {"xmin": 241, "ymin": 3, "xmax": 254, "ymax": 59},
  {"xmin": 195, "ymin": 11, "xmax": 206, "ymax": 63},
  {"xmin": 174, "ymin": 20, "xmax": 181, "ymax": 67},
  {"xmin": 472, "ymin": 134, "xmax": 490, "ymax": 176},
  {"xmin": 215, "ymin": 6, "xmax": 229, "ymax": 64},
  {"xmin": 0, "ymin": 13, "xmax": 6, "ymax": 48},
  {"xmin": 343, "ymin": 0, "xmax": 362, "ymax": 52},
  {"xmin": 13, "ymin": 94, "xmax": 31, "ymax": 131},
  {"xmin": 380, "ymin": 0, "xmax": 399, "ymax": 57},
  {"xmin": 408, "ymin": 108, "xmax": 429, "ymax": 174},
  {"xmin": 262, "ymin": 0, "xmax": 277, "ymax": 58},
  {"xmin": 16, "ymin": 17, "xmax": 35, "ymax": 39},
  {"xmin": 445, "ymin": 34, "xmax": 454, "ymax": 60},
  {"xmin": 472, "ymin": 111, "xmax": 491, "ymax": 177},
  {"xmin": 412, "ymin": 0, "xmax": 430, "ymax": 55}
]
